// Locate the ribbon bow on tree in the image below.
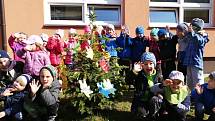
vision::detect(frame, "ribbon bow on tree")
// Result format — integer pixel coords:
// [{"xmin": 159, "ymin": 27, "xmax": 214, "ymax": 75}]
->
[
  {"xmin": 78, "ymin": 79, "xmax": 93, "ymax": 98},
  {"xmin": 97, "ymin": 79, "xmax": 116, "ymax": 98}
]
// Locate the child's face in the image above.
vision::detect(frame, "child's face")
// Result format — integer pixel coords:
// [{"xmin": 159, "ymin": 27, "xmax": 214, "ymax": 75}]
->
[
  {"xmin": 18, "ymin": 34, "xmax": 27, "ymax": 42},
  {"xmin": 150, "ymin": 35, "xmax": 159, "ymax": 41},
  {"xmin": 207, "ymin": 78, "xmax": 215, "ymax": 89},
  {"xmin": 0, "ymin": 58, "xmax": 10, "ymax": 70},
  {"xmin": 136, "ymin": 33, "xmax": 144, "ymax": 38},
  {"xmin": 40, "ymin": 69, "xmax": 54, "ymax": 88},
  {"xmin": 176, "ymin": 29, "xmax": 185, "ymax": 38},
  {"xmin": 13, "ymin": 79, "xmax": 26, "ymax": 91},
  {"xmin": 169, "ymin": 79, "xmax": 183, "ymax": 93},
  {"xmin": 141, "ymin": 60, "xmax": 155, "ymax": 75}
]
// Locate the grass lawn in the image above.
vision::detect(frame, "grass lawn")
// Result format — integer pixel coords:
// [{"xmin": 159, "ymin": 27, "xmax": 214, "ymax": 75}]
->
[{"xmin": 57, "ymin": 89, "xmax": 210, "ymax": 121}]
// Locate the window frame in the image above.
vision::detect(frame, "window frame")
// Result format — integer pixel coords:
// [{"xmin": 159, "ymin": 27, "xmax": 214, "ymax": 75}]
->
[
  {"xmin": 44, "ymin": 0, "xmax": 122, "ymax": 26},
  {"xmin": 149, "ymin": 8, "xmax": 179, "ymax": 27},
  {"xmin": 149, "ymin": 0, "xmax": 214, "ymax": 27}
]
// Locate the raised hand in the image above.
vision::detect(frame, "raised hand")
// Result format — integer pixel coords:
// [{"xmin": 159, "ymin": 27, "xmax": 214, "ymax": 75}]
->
[
  {"xmin": 30, "ymin": 79, "xmax": 41, "ymax": 96},
  {"xmin": 163, "ymin": 79, "xmax": 173, "ymax": 86},
  {"xmin": 195, "ymin": 83, "xmax": 203, "ymax": 95},
  {"xmin": 1, "ymin": 88, "xmax": 14, "ymax": 96}
]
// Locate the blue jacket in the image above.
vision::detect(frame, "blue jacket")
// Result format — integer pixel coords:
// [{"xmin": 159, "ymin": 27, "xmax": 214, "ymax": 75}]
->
[
  {"xmin": 131, "ymin": 37, "xmax": 148, "ymax": 62},
  {"xmin": 183, "ymin": 32, "xmax": 209, "ymax": 69},
  {"xmin": 116, "ymin": 33, "xmax": 132, "ymax": 59},
  {"xmin": 0, "ymin": 87, "xmax": 28, "ymax": 116},
  {"xmin": 105, "ymin": 34, "xmax": 117, "ymax": 57},
  {"xmin": 191, "ymin": 83, "xmax": 215, "ymax": 110}
]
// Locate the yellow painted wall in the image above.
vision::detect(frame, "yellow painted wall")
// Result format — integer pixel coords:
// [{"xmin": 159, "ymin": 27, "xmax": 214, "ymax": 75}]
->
[{"xmin": 3, "ymin": 0, "xmax": 215, "ymax": 57}]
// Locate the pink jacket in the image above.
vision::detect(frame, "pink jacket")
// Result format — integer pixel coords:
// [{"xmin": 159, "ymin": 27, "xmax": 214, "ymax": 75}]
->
[
  {"xmin": 17, "ymin": 49, "xmax": 50, "ymax": 76},
  {"xmin": 64, "ymin": 38, "xmax": 79, "ymax": 65},
  {"xmin": 8, "ymin": 34, "xmax": 26, "ymax": 63},
  {"xmin": 46, "ymin": 36, "xmax": 64, "ymax": 66}
]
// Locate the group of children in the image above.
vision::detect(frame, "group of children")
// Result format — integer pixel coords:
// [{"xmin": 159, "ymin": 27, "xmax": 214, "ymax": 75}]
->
[{"xmin": 0, "ymin": 17, "xmax": 214, "ymax": 121}]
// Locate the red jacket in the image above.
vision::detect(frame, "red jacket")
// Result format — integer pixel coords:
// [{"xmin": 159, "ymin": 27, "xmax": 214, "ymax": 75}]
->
[{"xmin": 46, "ymin": 36, "xmax": 64, "ymax": 66}]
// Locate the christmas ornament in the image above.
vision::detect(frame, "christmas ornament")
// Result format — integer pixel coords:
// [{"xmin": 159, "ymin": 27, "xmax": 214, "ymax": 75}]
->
[
  {"xmin": 99, "ymin": 58, "xmax": 109, "ymax": 73},
  {"xmin": 79, "ymin": 79, "xmax": 93, "ymax": 98},
  {"xmin": 97, "ymin": 79, "xmax": 116, "ymax": 98}
]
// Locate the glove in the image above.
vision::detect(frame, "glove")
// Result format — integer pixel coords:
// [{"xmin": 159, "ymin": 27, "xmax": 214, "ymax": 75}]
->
[{"xmin": 177, "ymin": 103, "xmax": 189, "ymax": 111}]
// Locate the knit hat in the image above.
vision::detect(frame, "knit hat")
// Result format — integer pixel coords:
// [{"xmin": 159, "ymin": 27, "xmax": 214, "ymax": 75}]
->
[
  {"xmin": 69, "ymin": 28, "xmax": 77, "ymax": 34},
  {"xmin": 15, "ymin": 74, "xmax": 32, "ymax": 87},
  {"xmin": 135, "ymin": 26, "xmax": 144, "ymax": 34},
  {"xmin": 150, "ymin": 28, "xmax": 159, "ymax": 36},
  {"xmin": 40, "ymin": 65, "xmax": 57, "ymax": 79},
  {"xmin": 141, "ymin": 52, "xmax": 156, "ymax": 66},
  {"xmin": 55, "ymin": 29, "xmax": 64, "ymax": 38},
  {"xmin": 25, "ymin": 35, "xmax": 44, "ymax": 45},
  {"xmin": 191, "ymin": 18, "xmax": 204, "ymax": 31},
  {"xmin": 177, "ymin": 23, "xmax": 189, "ymax": 33},
  {"xmin": 157, "ymin": 29, "xmax": 167, "ymax": 37},
  {"xmin": 169, "ymin": 71, "xmax": 184, "ymax": 82},
  {"xmin": 84, "ymin": 25, "xmax": 91, "ymax": 34},
  {"xmin": 209, "ymin": 71, "xmax": 215, "ymax": 80},
  {"xmin": 40, "ymin": 33, "xmax": 49, "ymax": 42},
  {"xmin": 106, "ymin": 24, "xmax": 115, "ymax": 31},
  {"xmin": 0, "ymin": 50, "xmax": 10, "ymax": 59}
]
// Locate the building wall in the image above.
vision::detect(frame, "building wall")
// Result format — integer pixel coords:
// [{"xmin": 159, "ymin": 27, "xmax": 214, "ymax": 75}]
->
[{"xmin": 3, "ymin": 0, "xmax": 215, "ymax": 59}]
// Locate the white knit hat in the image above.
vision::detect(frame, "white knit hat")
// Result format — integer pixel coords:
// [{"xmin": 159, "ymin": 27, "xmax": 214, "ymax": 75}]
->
[
  {"xmin": 25, "ymin": 35, "xmax": 43, "ymax": 45},
  {"xmin": 169, "ymin": 70, "xmax": 184, "ymax": 82},
  {"xmin": 40, "ymin": 33, "xmax": 49, "ymax": 42},
  {"xmin": 69, "ymin": 28, "xmax": 77, "ymax": 34},
  {"xmin": 55, "ymin": 29, "xmax": 64, "ymax": 38}
]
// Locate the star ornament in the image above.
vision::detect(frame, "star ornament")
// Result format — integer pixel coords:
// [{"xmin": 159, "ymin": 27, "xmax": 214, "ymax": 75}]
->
[
  {"xmin": 78, "ymin": 79, "xmax": 93, "ymax": 98},
  {"xmin": 97, "ymin": 79, "xmax": 116, "ymax": 98}
]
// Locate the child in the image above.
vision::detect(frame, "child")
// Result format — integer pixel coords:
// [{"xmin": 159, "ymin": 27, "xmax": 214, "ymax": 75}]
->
[
  {"xmin": 131, "ymin": 26, "xmax": 149, "ymax": 63},
  {"xmin": 158, "ymin": 29, "xmax": 177, "ymax": 80},
  {"xmin": 0, "ymin": 74, "xmax": 32, "ymax": 121},
  {"xmin": 16, "ymin": 35, "xmax": 50, "ymax": 79},
  {"xmin": 147, "ymin": 28, "xmax": 163, "ymax": 82},
  {"xmin": 8, "ymin": 32, "xmax": 28, "ymax": 63},
  {"xmin": 80, "ymin": 25, "xmax": 91, "ymax": 51},
  {"xmin": 151, "ymin": 70, "xmax": 190, "ymax": 121},
  {"xmin": 130, "ymin": 52, "xmax": 160, "ymax": 120},
  {"xmin": 46, "ymin": 29, "xmax": 65, "ymax": 67},
  {"xmin": 0, "ymin": 50, "xmax": 24, "ymax": 87},
  {"xmin": 176, "ymin": 23, "xmax": 189, "ymax": 82},
  {"xmin": 183, "ymin": 18, "xmax": 209, "ymax": 90},
  {"xmin": 64, "ymin": 28, "xmax": 79, "ymax": 69},
  {"xmin": 24, "ymin": 65, "xmax": 61, "ymax": 121},
  {"xmin": 40, "ymin": 33, "xmax": 50, "ymax": 55},
  {"xmin": 192, "ymin": 71, "xmax": 215, "ymax": 121}
]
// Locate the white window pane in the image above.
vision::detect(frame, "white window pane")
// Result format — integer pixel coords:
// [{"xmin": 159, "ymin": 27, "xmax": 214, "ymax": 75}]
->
[
  {"xmin": 150, "ymin": 10, "xmax": 177, "ymax": 23},
  {"xmin": 151, "ymin": 0, "xmax": 177, "ymax": 2},
  {"xmin": 184, "ymin": 0, "xmax": 210, "ymax": 3},
  {"xmin": 51, "ymin": 5, "xmax": 82, "ymax": 20},
  {"xmin": 184, "ymin": 9, "xmax": 209, "ymax": 23},
  {"xmin": 89, "ymin": 7, "xmax": 120, "ymax": 21}
]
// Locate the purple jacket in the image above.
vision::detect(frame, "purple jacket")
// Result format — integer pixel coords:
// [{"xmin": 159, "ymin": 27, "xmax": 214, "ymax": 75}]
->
[
  {"xmin": 8, "ymin": 34, "xmax": 26, "ymax": 63},
  {"xmin": 17, "ymin": 49, "xmax": 51, "ymax": 76}
]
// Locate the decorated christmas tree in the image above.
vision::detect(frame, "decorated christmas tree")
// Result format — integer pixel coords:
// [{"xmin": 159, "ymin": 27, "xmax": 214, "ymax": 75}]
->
[{"xmin": 61, "ymin": 9, "xmax": 126, "ymax": 115}]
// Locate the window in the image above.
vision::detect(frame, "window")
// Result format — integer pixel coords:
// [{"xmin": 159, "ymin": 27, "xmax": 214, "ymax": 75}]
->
[
  {"xmin": 44, "ymin": 0, "xmax": 121, "ymax": 26},
  {"xmin": 51, "ymin": 5, "xmax": 82, "ymax": 20},
  {"xmin": 184, "ymin": 0, "xmax": 210, "ymax": 3},
  {"xmin": 150, "ymin": 9, "xmax": 177, "ymax": 23},
  {"xmin": 151, "ymin": 0, "xmax": 177, "ymax": 2},
  {"xmin": 149, "ymin": 0, "xmax": 213, "ymax": 27}
]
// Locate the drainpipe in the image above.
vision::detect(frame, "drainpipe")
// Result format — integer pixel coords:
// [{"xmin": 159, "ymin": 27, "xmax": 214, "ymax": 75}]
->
[{"xmin": 0, "ymin": 0, "xmax": 6, "ymax": 50}]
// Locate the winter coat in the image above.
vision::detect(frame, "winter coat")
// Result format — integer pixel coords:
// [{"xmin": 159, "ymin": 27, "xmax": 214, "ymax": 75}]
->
[
  {"xmin": 116, "ymin": 33, "xmax": 132, "ymax": 59},
  {"xmin": 8, "ymin": 34, "xmax": 26, "ymax": 63},
  {"xmin": 64, "ymin": 38, "xmax": 79, "ymax": 65},
  {"xmin": 46, "ymin": 36, "xmax": 64, "ymax": 66},
  {"xmin": 131, "ymin": 37, "xmax": 148, "ymax": 62},
  {"xmin": 17, "ymin": 49, "xmax": 50, "ymax": 76}
]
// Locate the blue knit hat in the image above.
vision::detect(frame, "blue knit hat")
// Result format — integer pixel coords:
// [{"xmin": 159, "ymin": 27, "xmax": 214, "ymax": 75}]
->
[
  {"xmin": 141, "ymin": 52, "xmax": 156, "ymax": 66},
  {"xmin": 0, "ymin": 50, "xmax": 10, "ymax": 59},
  {"xmin": 191, "ymin": 18, "xmax": 204, "ymax": 31},
  {"xmin": 135, "ymin": 26, "xmax": 144, "ymax": 34},
  {"xmin": 157, "ymin": 29, "xmax": 167, "ymax": 37}
]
